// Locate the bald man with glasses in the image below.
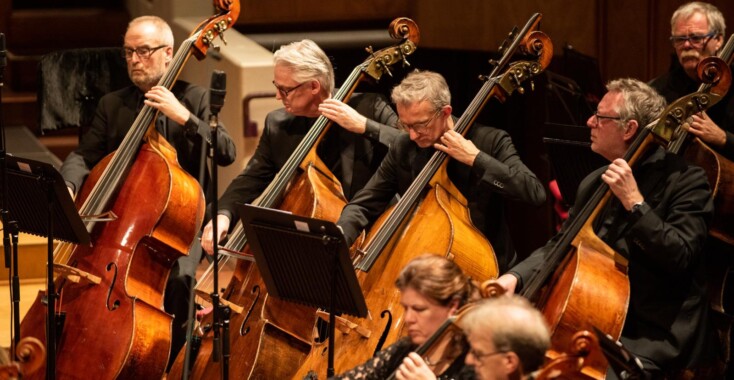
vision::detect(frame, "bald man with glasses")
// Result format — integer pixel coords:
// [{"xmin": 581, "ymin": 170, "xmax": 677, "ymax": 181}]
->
[
  {"xmin": 201, "ymin": 39, "xmax": 400, "ymax": 255},
  {"xmin": 59, "ymin": 15, "xmax": 237, "ymax": 370}
]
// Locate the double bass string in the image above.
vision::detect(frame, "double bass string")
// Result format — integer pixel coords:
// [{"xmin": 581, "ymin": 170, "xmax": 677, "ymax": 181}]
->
[
  {"xmin": 72, "ymin": 37, "xmax": 197, "ymax": 226},
  {"xmin": 53, "ymin": 37, "xmax": 198, "ymax": 267},
  {"xmin": 195, "ymin": 62, "xmax": 368, "ymax": 299},
  {"xmin": 520, "ymin": 119, "xmax": 657, "ymax": 300},
  {"xmin": 668, "ymin": 34, "xmax": 734, "ymax": 154}
]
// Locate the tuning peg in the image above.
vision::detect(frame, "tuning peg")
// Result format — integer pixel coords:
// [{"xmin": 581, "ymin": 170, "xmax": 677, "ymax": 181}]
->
[
  {"xmin": 488, "ymin": 59, "xmax": 499, "ymax": 67},
  {"xmin": 365, "ymin": 46, "xmax": 375, "ymax": 56},
  {"xmin": 478, "ymin": 74, "xmax": 489, "ymax": 81},
  {"xmin": 219, "ymin": 32, "xmax": 228, "ymax": 46},
  {"xmin": 379, "ymin": 61, "xmax": 394, "ymax": 77},
  {"xmin": 510, "ymin": 74, "xmax": 526, "ymax": 94},
  {"xmin": 401, "ymin": 55, "xmax": 411, "ymax": 68}
]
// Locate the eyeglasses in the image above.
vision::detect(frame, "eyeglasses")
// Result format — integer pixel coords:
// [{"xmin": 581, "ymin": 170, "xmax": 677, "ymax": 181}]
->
[
  {"xmin": 123, "ymin": 45, "xmax": 168, "ymax": 60},
  {"xmin": 592, "ymin": 110, "xmax": 622, "ymax": 127},
  {"xmin": 468, "ymin": 347, "xmax": 508, "ymax": 361},
  {"xmin": 669, "ymin": 32, "xmax": 717, "ymax": 48},
  {"xmin": 272, "ymin": 81, "xmax": 306, "ymax": 97},
  {"xmin": 397, "ymin": 109, "xmax": 442, "ymax": 133}
]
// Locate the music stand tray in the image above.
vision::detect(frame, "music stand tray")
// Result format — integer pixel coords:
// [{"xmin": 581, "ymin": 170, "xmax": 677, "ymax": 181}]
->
[
  {"xmin": 1, "ymin": 154, "xmax": 89, "ymax": 245},
  {"xmin": 239, "ymin": 204, "xmax": 367, "ymax": 318}
]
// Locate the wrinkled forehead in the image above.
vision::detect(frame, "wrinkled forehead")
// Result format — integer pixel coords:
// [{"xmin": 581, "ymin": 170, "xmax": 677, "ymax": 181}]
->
[
  {"xmin": 124, "ymin": 22, "xmax": 165, "ymax": 46},
  {"xmin": 672, "ymin": 12, "xmax": 710, "ymax": 34}
]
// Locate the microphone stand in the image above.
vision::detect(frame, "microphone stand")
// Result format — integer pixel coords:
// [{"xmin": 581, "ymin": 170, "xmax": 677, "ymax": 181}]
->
[
  {"xmin": 0, "ymin": 32, "xmax": 22, "ymax": 361},
  {"xmin": 210, "ymin": 96, "xmax": 231, "ymax": 380},
  {"xmin": 189, "ymin": 70, "xmax": 229, "ymax": 380}
]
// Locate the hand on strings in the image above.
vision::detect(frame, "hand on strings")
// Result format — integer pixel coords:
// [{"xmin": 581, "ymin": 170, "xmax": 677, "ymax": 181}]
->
[
  {"xmin": 395, "ymin": 352, "xmax": 438, "ymax": 380},
  {"xmin": 434, "ymin": 129, "xmax": 480, "ymax": 167},
  {"xmin": 683, "ymin": 111, "xmax": 727, "ymax": 148},
  {"xmin": 201, "ymin": 214, "xmax": 231, "ymax": 255},
  {"xmin": 601, "ymin": 159, "xmax": 644, "ymax": 211},
  {"xmin": 144, "ymin": 86, "xmax": 191, "ymax": 125},
  {"xmin": 495, "ymin": 273, "xmax": 519, "ymax": 295},
  {"xmin": 318, "ymin": 98, "xmax": 367, "ymax": 134}
]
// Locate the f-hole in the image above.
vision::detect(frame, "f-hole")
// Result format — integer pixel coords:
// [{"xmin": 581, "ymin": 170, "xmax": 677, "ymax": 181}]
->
[
  {"xmin": 374, "ymin": 309, "xmax": 393, "ymax": 355},
  {"xmin": 105, "ymin": 263, "xmax": 121, "ymax": 311},
  {"xmin": 239, "ymin": 284, "xmax": 261, "ymax": 336}
]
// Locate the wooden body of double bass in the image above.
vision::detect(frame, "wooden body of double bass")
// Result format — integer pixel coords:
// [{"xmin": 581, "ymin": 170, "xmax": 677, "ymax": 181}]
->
[
  {"xmin": 20, "ymin": 135, "xmax": 205, "ymax": 379},
  {"xmin": 525, "ymin": 55, "xmax": 732, "ymax": 379},
  {"xmin": 19, "ymin": 4, "xmax": 238, "ymax": 377},
  {"xmin": 683, "ymin": 137, "xmax": 734, "ymax": 244},
  {"xmin": 169, "ymin": 156, "xmax": 345, "ymax": 379},
  {"xmin": 294, "ymin": 169, "xmax": 497, "ymax": 379},
  {"xmin": 294, "ymin": 14, "xmax": 551, "ymax": 378},
  {"xmin": 535, "ymin": 229, "xmax": 629, "ymax": 379}
]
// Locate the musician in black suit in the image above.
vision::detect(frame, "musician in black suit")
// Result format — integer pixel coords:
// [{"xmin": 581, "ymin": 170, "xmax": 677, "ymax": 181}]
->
[
  {"xmin": 200, "ymin": 39, "xmax": 400, "ymax": 254},
  {"xmin": 497, "ymin": 78, "xmax": 718, "ymax": 378},
  {"xmin": 59, "ymin": 16, "xmax": 237, "ymax": 368},
  {"xmin": 337, "ymin": 70, "xmax": 546, "ymax": 273}
]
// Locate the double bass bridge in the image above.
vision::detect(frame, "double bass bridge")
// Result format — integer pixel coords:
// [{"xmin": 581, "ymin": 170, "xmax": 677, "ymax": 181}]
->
[
  {"xmin": 52, "ymin": 263, "xmax": 101, "ymax": 285},
  {"xmin": 315, "ymin": 310, "xmax": 371, "ymax": 339}
]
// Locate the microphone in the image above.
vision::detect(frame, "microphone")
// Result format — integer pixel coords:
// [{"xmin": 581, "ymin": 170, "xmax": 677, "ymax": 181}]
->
[
  {"xmin": 209, "ymin": 70, "xmax": 227, "ymax": 116},
  {"xmin": 0, "ymin": 33, "xmax": 6, "ymax": 69}
]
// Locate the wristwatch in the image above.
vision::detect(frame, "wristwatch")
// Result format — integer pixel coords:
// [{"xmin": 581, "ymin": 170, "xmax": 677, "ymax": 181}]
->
[{"xmin": 630, "ymin": 201, "xmax": 646, "ymax": 214}]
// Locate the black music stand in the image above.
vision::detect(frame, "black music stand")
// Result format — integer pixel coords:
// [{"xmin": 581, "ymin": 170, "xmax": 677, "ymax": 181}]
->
[
  {"xmin": 239, "ymin": 204, "xmax": 367, "ymax": 378},
  {"xmin": 0, "ymin": 154, "xmax": 89, "ymax": 380}
]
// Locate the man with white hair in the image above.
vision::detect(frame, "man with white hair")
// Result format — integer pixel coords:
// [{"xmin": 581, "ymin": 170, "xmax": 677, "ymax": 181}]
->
[
  {"xmin": 649, "ymin": 1, "xmax": 734, "ymax": 159},
  {"xmin": 201, "ymin": 39, "xmax": 399, "ymax": 253}
]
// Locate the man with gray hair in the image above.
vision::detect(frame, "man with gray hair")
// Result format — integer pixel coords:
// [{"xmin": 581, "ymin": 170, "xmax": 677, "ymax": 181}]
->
[
  {"xmin": 460, "ymin": 296, "xmax": 550, "ymax": 380},
  {"xmin": 497, "ymin": 78, "xmax": 718, "ymax": 377},
  {"xmin": 337, "ymin": 70, "xmax": 546, "ymax": 273},
  {"xmin": 201, "ymin": 39, "xmax": 399, "ymax": 253},
  {"xmin": 649, "ymin": 1, "xmax": 734, "ymax": 160}
]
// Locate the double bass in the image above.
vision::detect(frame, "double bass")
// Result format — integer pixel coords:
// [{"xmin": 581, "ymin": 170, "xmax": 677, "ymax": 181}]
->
[
  {"xmin": 167, "ymin": 18, "xmax": 419, "ymax": 379},
  {"xmin": 19, "ymin": 2, "xmax": 239, "ymax": 378},
  {"xmin": 294, "ymin": 13, "xmax": 552, "ymax": 379},
  {"xmin": 517, "ymin": 57, "xmax": 732, "ymax": 379}
]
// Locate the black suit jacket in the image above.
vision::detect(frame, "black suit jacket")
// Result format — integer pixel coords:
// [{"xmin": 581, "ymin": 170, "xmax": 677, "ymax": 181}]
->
[
  {"xmin": 60, "ymin": 81, "xmax": 237, "ymax": 202},
  {"xmin": 509, "ymin": 147, "xmax": 716, "ymax": 371},
  {"xmin": 337, "ymin": 121, "xmax": 546, "ymax": 273}
]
